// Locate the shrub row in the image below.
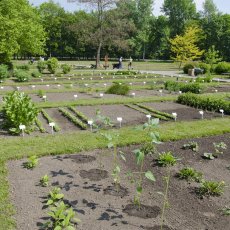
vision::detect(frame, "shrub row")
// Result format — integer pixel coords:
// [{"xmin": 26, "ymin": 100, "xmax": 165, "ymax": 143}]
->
[
  {"xmin": 35, "ymin": 118, "xmax": 46, "ymax": 133},
  {"xmin": 177, "ymin": 93, "xmax": 230, "ymax": 115},
  {"xmin": 164, "ymin": 81, "xmax": 203, "ymax": 94},
  {"xmin": 58, "ymin": 107, "xmax": 87, "ymax": 130}
]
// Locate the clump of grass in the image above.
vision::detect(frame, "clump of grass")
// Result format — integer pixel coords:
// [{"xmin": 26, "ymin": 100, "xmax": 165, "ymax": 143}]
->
[
  {"xmin": 198, "ymin": 180, "xmax": 225, "ymax": 197},
  {"xmin": 157, "ymin": 152, "xmax": 178, "ymax": 167},
  {"xmin": 178, "ymin": 167, "xmax": 203, "ymax": 182}
]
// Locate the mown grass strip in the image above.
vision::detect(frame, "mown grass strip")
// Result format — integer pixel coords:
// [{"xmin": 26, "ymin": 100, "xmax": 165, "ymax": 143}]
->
[
  {"xmin": 0, "ymin": 117, "xmax": 229, "ymax": 229},
  {"xmin": 58, "ymin": 107, "xmax": 87, "ymax": 130},
  {"xmin": 40, "ymin": 109, "xmax": 61, "ymax": 132}
]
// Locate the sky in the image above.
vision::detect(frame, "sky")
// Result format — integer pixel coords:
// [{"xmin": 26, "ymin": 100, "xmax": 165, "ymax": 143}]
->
[{"xmin": 29, "ymin": 0, "xmax": 230, "ymax": 15}]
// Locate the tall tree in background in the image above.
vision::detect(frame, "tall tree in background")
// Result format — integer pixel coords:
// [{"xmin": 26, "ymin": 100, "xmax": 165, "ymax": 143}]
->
[
  {"xmin": 170, "ymin": 26, "xmax": 204, "ymax": 68},
  {"xmin": 0, "ymin": 0, "xmax": 46, "ymax": 63},
  {"xmin": 162, "ymin": 0, "xmax": 197, "ymax": 37},
  {"xmin": 202, "ymin": 0, "xmax": 218, "ymax": 19}
]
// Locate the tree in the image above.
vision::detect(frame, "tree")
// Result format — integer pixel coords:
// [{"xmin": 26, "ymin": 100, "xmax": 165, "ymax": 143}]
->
[
  {"xmin": 0, "ymin": 0, "xmax": 46, "ymax": 63},
  {"xmin": 170, "ymin": 26, "xmax": 204, "ymax": 68},
  {"xmin": 202, "ymin": 0, "xmax": 218, "ymax": 19},
  {"xmin": 162, "ymin": 0, "xmax": 197, "ymax": 37},
  {"xmin": 204, "ymin": 45, "xmax": 222, "ymax": 69}
]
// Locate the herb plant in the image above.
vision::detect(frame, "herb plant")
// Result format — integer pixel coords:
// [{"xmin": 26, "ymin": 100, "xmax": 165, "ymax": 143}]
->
[
  {"xmin": 40, "ymin": 175, "xmax": 49, "ymax": 187},
  {"xmin": 221, "ymin": 207, "xmax": 230, "ymax": 216},
  {"xmin": 182, "ymin": 141, "xmax": 199, "ymax": 152},
  {"xmin": 178, "ymin": 167, "xmax": 203, "ymax": 182},
  {"xmin": 213, "ymin": 142, "xmax": 227, "ymax": 155},
  {"xmin": 23, "ymin": 155, "xmax": 38, "ymax": 169},
  {"xmin": 47, "ymin": 187, "xmax": 64, "ymax": 206},
  {"xmin": 198, "ymin": 180, "xmax": 225, "ymax": 197},
  {"xmin": 157, "ymin": 152, "xmax": 178, "ymax": 167}
]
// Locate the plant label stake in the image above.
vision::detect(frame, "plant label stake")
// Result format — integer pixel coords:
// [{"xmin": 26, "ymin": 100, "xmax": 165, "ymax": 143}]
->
[
  {"xmin": 199, "ymin": 111, "xmax": 204, "ymax": 119},
  {"xmin": 129, "ymin": 83, "xmax": 132, "ymax": 85},
  {"xmin": 19, "ymin": 124, "xmax": 26, "ymax": 137},
  {"xmin": 54, "ymin": 77, "xmax": 57, "ymax": 81},
  {"xmin": 49, "ymin": 122, "xmax": 55, "ymax": 135},
  {"xmin": 85, "ymin": 84, "xmax": 88, "ymax": 87},
  {"xmin": 220, "ymin": 109, "xmax": 224, "ymax": 117},
  {"xmin": 46, "ymin": 84, "xmax": 50, "ymax": 87},
  {"xmin": 143, "ymin": 82, "xmax": 146, "ymax": 85},
  {"xmin": 179, "ymin": 91, "xmax": 182, "ymax": 94},
  {"xmin": 57, "ymin": 84, "xmax": 61, "ymax": 88},
  {"xmin": 31, "ymin": 85, "xmax": 35, "ymax": 89},
  {"xmin": 146, "ymin": 114, "xmax": 151, "ymax": 122},
  {"xmin": 88, "ymin": 120, "xmax": 93, "ymax": 132},
  {"xmin": 215, "ymin": 89, "xmax": 218, "ymax": 93},
  {"xmin": 172, "ymin": 112, "xmax": 177, "ymax": 121},
  {"xmin": 42, "ymin": 95, "xmax": 47, "ymax": 102},
  {"xmin": 159, "ymin": 90, "xmax": 163, "ymax": 96},
  {"xmin": 131, "ymin": 92, "xmax": 136, "ymax": 97},
  {"xmin": 41, "ymin": 79, "xmax": 44, "ymax": 82},
  {"xmin": 100, "ymin": 93, "xmax": 104, "ymax": 98},
  {"xmin": 16, "ymin": 86, "xmax": 20, "ymax": 91},
  {"xmin": 0, "ymin": 86, "xmax": 4, "ymax": 89},
  {"xmin": 117, "ymin": 117, "xmax": 122, "ymax": 128},
  {"xmin": 74, "ymin": 94, "xmax": 78, "ymax": 100}
]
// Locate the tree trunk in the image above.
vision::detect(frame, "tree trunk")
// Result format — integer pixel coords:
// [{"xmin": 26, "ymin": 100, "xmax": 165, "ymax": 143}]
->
[
  {"xmin": 96, "ymin": 42, "xmax": 102, "ymax": 69},
  {"xmin": 142, "ymin": 43, "xmax": 146, "ymax": 60}
]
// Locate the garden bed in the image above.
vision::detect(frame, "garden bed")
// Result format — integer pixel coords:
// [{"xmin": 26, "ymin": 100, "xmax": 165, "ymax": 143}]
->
[{"xmin": 7, "ymin": 133, "xmax": 230, "ymax": 230}]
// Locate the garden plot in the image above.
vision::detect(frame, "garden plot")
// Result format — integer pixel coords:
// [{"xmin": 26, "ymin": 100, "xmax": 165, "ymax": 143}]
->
[
  {"xmin": 8, "ymin": 134, "xmax": 230, "ymax": 230},
  {"xmin": 129, "ymin": 89, "xmax": 175, "ymax": 98},
  {"xmin": 0, "ymin": 85, "xmax": 14, "ymax": 91},
  {"xmin": 205, "ymin": 85, "xmax": 230, "ymax": 93},
  {"xmin": 76, "ymin": 104, "xmax": 147, "ymax": 127},
  {"xmin": 44, "ymin": 108, "xmax": 82, "ymax": 132},
  {"xmin": 142, "ymin": 102, "xmax": 223, "ymax": 121}
]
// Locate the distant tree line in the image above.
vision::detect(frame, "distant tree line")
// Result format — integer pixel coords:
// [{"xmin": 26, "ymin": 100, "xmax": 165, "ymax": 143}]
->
[{"xmin": 0, "ymin": 0, "xmax": 229, "ymax": 65}]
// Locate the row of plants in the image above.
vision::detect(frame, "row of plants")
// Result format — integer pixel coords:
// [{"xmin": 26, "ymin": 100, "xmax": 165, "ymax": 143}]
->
[
  {"xmin": 35, "ymin": 118, "xmax": 46, "ymax": 133},
  {"xmin": 41, "ymin": 109, "xmax": 61, "ymax": 132},
  {"xmin": 105, "ymin": 82, "xmax": 130, "ymax": 95},
  {"xmin": 58, "ymin": 107, "xmax": 87, "ymax": 130},
  {"xmin": 68, "ymin": 106, "xmax": 89, "ymax": 123},
  {"xmin": 177, "ymin": 93, "xmax": 230, "ymax": 114},
  {"xmin": 164, "ymin": 81, "xmax": 203, "ymax": 94}
]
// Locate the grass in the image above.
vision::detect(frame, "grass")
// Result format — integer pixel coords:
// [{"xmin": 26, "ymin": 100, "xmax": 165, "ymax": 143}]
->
[{"xmin": 0, "ymin": 117, "xmax": 229, "ymax": 228}]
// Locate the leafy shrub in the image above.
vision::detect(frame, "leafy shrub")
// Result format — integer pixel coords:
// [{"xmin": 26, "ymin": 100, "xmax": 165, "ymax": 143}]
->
[
  {"xmin": 177, "ymin": 93, "xmax": 230, "ymax": 115},
  {"xmin": 61, "ymin": 64, "xmax": 71, "ymax": 74},
  {"xmin": 215, "ymin": 62, "xmax": 230, "ymax": 74},
  {"xmin": 195, "ymin": 75, "xmax": 213, "ymax": 83},
  {"xmin": 47, "ymin": 57, "xmax": 59, "ymax": 74},
  {"xmin": 31, "ymin": 71, "xmax": 40, "ymax": 78},
  {"xmin": 106, "ymin": 83, "xmax": 130, "ymax": 95},
  {"xmin": 13, "ymin": 69, "xmax": 30, "ymax": 82},
  {"xmin": 178, "ymin": 167, "xmax": 203, "ymax": 182},
  {"xmin": 183, "ymin": 63, "xmax": 195, "ymax": 74},
  {"xmin": 164, "ymin": 81, "xmax": 202, "ymax": 94},
  {"xmin": 198, "ymin": 180, "xmax": 225, "ymax": 196},
  {"xmin": 2, "ymin": 91, "xmax": 39, "ymax": 133},
  {"xmin": 198, "ymin": 63, "xmax": 211, "ymax": 74},
  {"xmin": 37, "ymin": 60, "xmax": 47, "ymax": 73},
  {"xmin": 0, "ymin": 64, "xmax": 9, "ymax": 81},
  {"xmin": 16, "ymin": 64, "xmax": 30, "ymax": 71}
]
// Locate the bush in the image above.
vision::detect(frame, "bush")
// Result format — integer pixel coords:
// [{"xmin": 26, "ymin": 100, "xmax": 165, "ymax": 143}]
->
[
  {"xmin": 215, "ymin": 62, "xmax": 230, "ymax": 74},
  {"xmin": 2, "ymin": 91, "xmax": 39, "ymax": 134},
  {"xmin": 183, "ymin": 63, "xmax": 195, "ymax": 74},
  {"xmin": 177, "ymin": 93, "xmax": 230, "ymax": 114},
  {"xmin": 198, "ymin": 63, "xmax": 211, "ymax": 74},
  {"xmin": 106, "ymin": 83, "xmax": 130, "ymax": 95},
  {"xmin": 61, "ymin": 64, "xmax": 71, "ymax": 74},
  {"xmin": 0, "ymin": 64, "xmax": 9, "ymax": 81},
  {"xmin": 16, "ymin": 64, "xmax": 30, "ymax": 71},
  {"xmin": 195, "ymin": 74, "xmax": 213, "ymax": 83},
  {"xmin": 37, "ymin": 60, "xmax": 47, "ymax": 73},
  {"xmin": 47, "ymin": 57, "xmax": 59, "ymax": 74},
  {"xmin": 31, "ymin": 71, "xmax": 40, "ymax": 78},
  {"xmin": 13, "ymin": 69, "xmax": 30, "ymax": 82}
]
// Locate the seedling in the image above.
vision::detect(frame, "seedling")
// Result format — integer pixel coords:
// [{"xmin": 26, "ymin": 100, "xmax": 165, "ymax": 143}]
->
[
  {"xmin": 157, "ymin": 152, "xmax": 178, "ymax": 167},
  {"xmin": 213, "ymin": 142, "xmax": 227, "ymax": 156},
  {"xmin": 182, "ymin": 141, "xmax": 199, "ymax": 152},
  {"xmin": 44, "ymin": 201, "xmax": 80, "ymax": 229},
  {"xmin": 203, "ymin": 152, "xmax": 215, "ymax": 160},
  {"xmin": 221, "ymin": 207, "xmax": 230, "ymax": 216},
  {"xmin": 47, "ymin": 187, "xmax": 64, "ymax": 206},
  {"xmin": 178, "ymin": 167, "xmax": 203, "ymax": 182},
  {"xmin": 198, "ymin": 180, "xmax": 225, "ymax": 197},
  {"xmin": 40, "ymin": 175, "xmax": 49, "ymax": 187},
  {"xmin": 94, "ymin": 109, "xmax": 113, "ymax": 129},
  {"xmin": 23, "ymin": 155, "xmax": 38, "ymax": 169}
]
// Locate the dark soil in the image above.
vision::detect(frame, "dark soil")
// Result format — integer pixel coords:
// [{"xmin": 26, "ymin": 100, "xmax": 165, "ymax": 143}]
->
[
  {"xmin": 7, "ymin": 134, "xmax": 230, "ymax": 230},
  {"xmin": 69, "ymin": 154, "xmax": 96, "ymax": 163},
  {"xmin": 79, "ymin": 169, "xmax": 109, "ymax": 181},
  {"xmin": 104, "ymin": 184, "xmax": 129, "ymax": 198}
]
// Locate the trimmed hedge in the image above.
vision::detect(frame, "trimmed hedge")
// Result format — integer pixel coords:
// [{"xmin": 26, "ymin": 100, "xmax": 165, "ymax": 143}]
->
[{"xmin": 177, "ymin": 93, "xmax": 230, "ymax": 115}]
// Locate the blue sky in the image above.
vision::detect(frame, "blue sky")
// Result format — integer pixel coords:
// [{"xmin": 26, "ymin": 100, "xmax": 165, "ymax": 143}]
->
[{"xmin": 29, "ymin": 0, "xmax": 230, "ymax": 15}]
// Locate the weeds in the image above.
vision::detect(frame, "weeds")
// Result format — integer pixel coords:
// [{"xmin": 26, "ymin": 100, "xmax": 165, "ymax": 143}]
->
[
  {"xmin": 178, "ymin": 167, "xmax": 203, "ymax": 182},
  {"xmin": 157, "ymin": 152, "xmax": 178, "ymax": 167},
  {"xmin": 198, "ymin": 180, "xmax": 225, "ymax": 197}
]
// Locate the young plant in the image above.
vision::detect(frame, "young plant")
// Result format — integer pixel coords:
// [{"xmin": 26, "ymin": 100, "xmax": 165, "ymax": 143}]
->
[
  {"xmin": 203, "ymin": 152, "xmax": 215, "ymax": 160},
  {"xmin": 213, "ymin": 142, "xmax": 227, "ymax": 156},
  {"xmin": 198, "ymin": 180, "xmax": 225, "ymax": 197},
  {"xmin": 221, "ymin": 207, "xmax": 230, "ymax": 216},
  {"xmin": 178, "ymin": 167, "xmax": 203, "ymax": 182},
  {"xmin": 23, "ymin": 155, "xmax": 38, "ymax": 169},
  {"xmin": 47, "ymin": 187, "xmax": 64, "ymax": 206},
  {"xmin": 94, "ymin": 109, "xmax": 114, "ymax": 129},
  {"xmin": 157, "ymin": 152, "xmax": 178, "ymax": 167},
  {"xmin": 182, "ymin": 141, "xmax": 199, "ymax": 152},
  {"xmin": 40, "ymin": 175, "xmax": 49, "ymax": 187},
  {"xmin": 44, "ymin": 201, "xmax": 80, "ymax": 229}
]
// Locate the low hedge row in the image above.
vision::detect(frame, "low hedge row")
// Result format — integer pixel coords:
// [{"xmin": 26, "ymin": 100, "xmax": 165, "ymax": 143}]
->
[{"xmin": 177, "ymin": 93, "xmax": 230, "ymax": 115}]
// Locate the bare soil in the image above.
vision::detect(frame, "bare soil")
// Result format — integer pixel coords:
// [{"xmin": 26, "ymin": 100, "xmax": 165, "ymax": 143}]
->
[{"xmin": 7, "ymin": 134, "xmax": 230, "ymax": 230}]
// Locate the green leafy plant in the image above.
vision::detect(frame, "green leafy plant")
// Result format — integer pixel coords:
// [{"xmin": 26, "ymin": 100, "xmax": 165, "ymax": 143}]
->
[
  {"xmin": 178, "ymin": 167, "xmax": 203, "ymax": 182},
  {"xmin": 93, "ymin": 109, "xmax": 114, "ymax": 129},
  {"xmin": 16, "ymin": 64, "xmax": 30, "ymax": 71},
  {"xmin": 214, "ymin": 62, "xmax": 230, "ymax": 74},
  {"xmin": 40, "ymin": 175, "xmax": 49, "ymax": 187},
  {"xmin": 47, "ymin": 187, "xmax": 64, "ymax": 206},
  {"xmin": 213, "ymin": 142, "xmax": 227, "ymax": 155},
  {"xmin": 221, "ymin": 207, "xmax": 230, "ymax": 216},
  {"xmin": 182, "ymin": 141, "xmax": 199, "ymax": 152},
  {"xmin": 0, "ymin": 64, "xmax": 9, "ymax": 81},
  {"xmin": 44, "ymin": 201, "xmax": 80, "ymax": 230},
  {"xmin": 37, "ymin": 60, "xmax": 47, "ymax": 73},
  {"xmin": 2, "ymin": 91, "xmax": 39, "ymax": 134},
  {"xmin": 13, "ymin": 69, "xmax": 30, "ymax": 82},
  {"xmin": 203, "ymin": 152, "xmax": 215, "ymax": 160},
  {"xmin": 105, "ymin": 83, "xmax": 130, "ymax": 95},
  {"xmin": 198, "ymin": 180, "xmax": 225, "ymax": 197},
  {"xmin": 37, "ymin": 90, "xmax": 45, "ymax": 98},
  {"xmin": 61, "ymin": 64, "xmax": 71, "ymax": 74},
  {"xmin": 157, "ymin": 152, "xmax": 178, "ymax": 167},
  {"xmin": 47, "ymin": 57, "xmax": 59, "ymax": 74},
  {"xmin": 23, "ymin": 155, "xmax": 38, "ymax": 169},
  {"xmin": 31, "ymin": 70, "xmax": 40, "ymax": 78}
]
